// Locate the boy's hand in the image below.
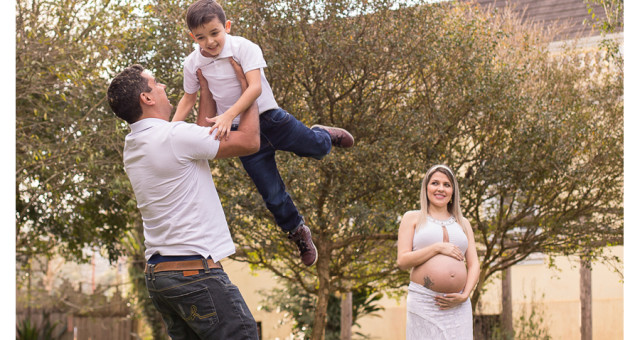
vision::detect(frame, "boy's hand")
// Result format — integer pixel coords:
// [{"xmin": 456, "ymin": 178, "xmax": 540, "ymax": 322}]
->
[
  {"xmin": 206, "ymin": 57, "xmax": 249, "ymax": 139},
  {"xmin": 206, "ymin": 112, "xmax": 235, "ymax": 140}
]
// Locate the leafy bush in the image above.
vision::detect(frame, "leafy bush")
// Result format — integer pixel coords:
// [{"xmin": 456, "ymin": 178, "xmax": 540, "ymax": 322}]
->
[{"xmin": 16, "ymin": 313, "xmax": 66, "ymax": 340}]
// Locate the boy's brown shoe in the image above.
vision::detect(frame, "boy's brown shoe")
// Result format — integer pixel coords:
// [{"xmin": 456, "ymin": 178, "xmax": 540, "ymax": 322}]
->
[
  {"xmin": 288, "ymin": 224, "xmax": 318, "ymax": 267},
  {"xmin": 311, "ymin": 125, "xmax": 354, "ymax": 148}
]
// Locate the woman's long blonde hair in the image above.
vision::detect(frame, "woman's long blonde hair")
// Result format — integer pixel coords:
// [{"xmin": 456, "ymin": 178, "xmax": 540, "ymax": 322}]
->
[{"xmin": 417, "ymin": 164, "xmax": 466, "ymax": 235}]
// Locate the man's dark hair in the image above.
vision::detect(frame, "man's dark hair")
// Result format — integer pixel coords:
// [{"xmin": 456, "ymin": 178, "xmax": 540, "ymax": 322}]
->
[
  {"xmin": 186, "ymin": 0, "xmax": 226, "ymax": 31},
  {"xmin": 107, "ymin": 64, "xmax": 151, "ymax": 124}
]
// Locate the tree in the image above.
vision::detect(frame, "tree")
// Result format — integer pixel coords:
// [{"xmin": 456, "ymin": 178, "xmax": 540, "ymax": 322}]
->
[
  {"xmin": 455, "ymin": 6, "xmax": 623, "ymax": 308},
  {"xmin": 582, "ymin": 0, "xmax": 623, "ymax": 78},
  {"xmin": 15, "ymin": 1, "xmax": 181, "ymax": 337},
  {"xmin": 16, "ymin": 0, "xmax": 622, "ymax": 338},
  {"xmin": 220, "ymin": 1, "xmax": 623, "ymax": 337},
  {"xmin": 261, "ymin": 281, "xmax": 384, "ymax": 339},
  {"xmin": 16, "ymin": 0, "xmax": 141, "ymax": 265},
  {"xmin": 583, "ymin": 0, "xmax": 623, "ymax": 34},
  {"xmin": 16, "ymin": 0, "xmax": 197, "ymax": 264},
  {"xmin": 220, "ymin": 1, "xmax": 437, "ymax": 337}
]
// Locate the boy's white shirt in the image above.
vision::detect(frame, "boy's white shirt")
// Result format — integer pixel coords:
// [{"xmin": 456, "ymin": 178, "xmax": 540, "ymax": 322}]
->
[{"xmin": 183, "ymin": 34, "xmax": 279, "ymax": 124}]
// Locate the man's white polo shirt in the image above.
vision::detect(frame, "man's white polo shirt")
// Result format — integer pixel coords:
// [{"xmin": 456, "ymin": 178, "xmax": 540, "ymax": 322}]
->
[
  {"xmin": 123, "ymin": 118, "xmax": 235, "ymax": 262},
  {"xmin": 183, "ymin": 34, "xmax": 279, "ymax": 123}
]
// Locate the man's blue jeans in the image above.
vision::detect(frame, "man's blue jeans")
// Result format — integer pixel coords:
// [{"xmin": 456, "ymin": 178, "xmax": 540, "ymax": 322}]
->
[
  {"xmin": 145, "ymin": 266, "xmax": 258, "ymax": 339},
  {"xmin": 239, "ymin": 108, "xmax": 332, "ymax": 232}
]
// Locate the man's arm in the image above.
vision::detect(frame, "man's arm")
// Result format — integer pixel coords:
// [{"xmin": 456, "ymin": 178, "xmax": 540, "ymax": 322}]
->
[
  {"xmin": 172, "ymin": 92, "xmax": 197, "ymax": 122},
  {"xmin": 213, "ymin": 58, "xmax": 260, "ymax": 159},
  {"xmin": 208, "ymin": 68, "xmax": 262, "ymax": 140},
  {"xmin": 195, "ymin": 69, "xmax": 217, "ymax": 127}
]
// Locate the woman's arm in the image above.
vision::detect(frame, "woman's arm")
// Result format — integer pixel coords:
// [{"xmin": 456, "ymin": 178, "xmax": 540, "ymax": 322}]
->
[
  {"xmin": 459, "ymin": 217, "xmax": 480, "ymax": 299},
  {"xmin": 397, "ymin": 211, "xmax": 464, "ymax": 270}
]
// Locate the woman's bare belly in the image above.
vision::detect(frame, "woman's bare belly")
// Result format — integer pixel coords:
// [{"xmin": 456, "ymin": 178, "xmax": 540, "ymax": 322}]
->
[{"xmin": 411, "ymin": 254, "xmax": 467, "ymax": 293}]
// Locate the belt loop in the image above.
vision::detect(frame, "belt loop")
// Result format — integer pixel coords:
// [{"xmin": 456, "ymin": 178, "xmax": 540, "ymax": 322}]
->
[
  {"xmin": 202, "ymin": 258, "xmax": 210, "ymax": 273},
  {"xmin": 147, "ymin": 263, "xmax": 156, "ymax": 281}
]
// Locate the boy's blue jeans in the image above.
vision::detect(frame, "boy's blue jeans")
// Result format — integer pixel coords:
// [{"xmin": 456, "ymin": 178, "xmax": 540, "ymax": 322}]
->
[
  {"xmin": 145, "ymin": 266, "xmax": 259, "ymax": 339},
  {"xmin": 239, "ymin": 108, "xmax": 332, "ymax": 232}
]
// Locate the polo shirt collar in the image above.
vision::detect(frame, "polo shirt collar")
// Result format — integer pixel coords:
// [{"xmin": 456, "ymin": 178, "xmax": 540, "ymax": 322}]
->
[
  {"xmin": 130, "ymin": 118, "xmax": 168, "ymax": 134},
  {"xmin": 195, "ymin": 34, "xmax": 234, "ymax": 65}
]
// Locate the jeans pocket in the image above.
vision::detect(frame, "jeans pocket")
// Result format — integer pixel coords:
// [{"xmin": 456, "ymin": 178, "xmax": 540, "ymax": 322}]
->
[
  {"xmin": 165, "ymin": 286, "xmax": 220, "ymax": 332},
  {"xmin": 263, "ymin": 109, "xmax": 289, "ymax": 127}
]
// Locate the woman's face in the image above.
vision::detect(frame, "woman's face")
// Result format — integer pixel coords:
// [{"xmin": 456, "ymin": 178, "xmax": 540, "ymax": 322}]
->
[{"xmin": 427, "ymin": 171, "xmax": 454, "ymax": 208}]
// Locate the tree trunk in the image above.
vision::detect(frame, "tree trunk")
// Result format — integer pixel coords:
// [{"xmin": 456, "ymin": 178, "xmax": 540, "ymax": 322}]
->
[
  {"xmin": 27, "ymin": 258, "xmax": 32, "ymax": 320},
  {"xmin": 501, "ymin": 267, "xmax": 513, "ymax": 338},
  {"xmin": 311, "ymin": 241, "xmax": 331, "ymax": 340},
  {"xmin": 580, "ymin": 258, "xmax": 592, "ymax": 340},
  {"xmin": 340, "ymin": 291, "xmax": 352, "ymax": 340}
]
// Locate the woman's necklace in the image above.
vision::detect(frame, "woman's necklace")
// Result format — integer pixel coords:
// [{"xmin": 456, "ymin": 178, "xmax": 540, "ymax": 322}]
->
[{"xmin": 427, "ymin": 214, "xmax": 456, "ymax": 226}]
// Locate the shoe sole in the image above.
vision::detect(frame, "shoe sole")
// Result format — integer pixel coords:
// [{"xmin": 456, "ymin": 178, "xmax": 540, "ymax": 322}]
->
[{"xmin": 307, "ymin": 241, "xmax": 318, "ymax": 267}]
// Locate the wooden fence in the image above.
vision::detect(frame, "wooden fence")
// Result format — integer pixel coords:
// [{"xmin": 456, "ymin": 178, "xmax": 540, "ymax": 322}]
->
[{"xmin": 16, "ymin": 311, "xmax": 140, "ymax": 340}]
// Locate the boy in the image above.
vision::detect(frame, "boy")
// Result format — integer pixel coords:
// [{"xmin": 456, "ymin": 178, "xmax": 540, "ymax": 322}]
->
[{"xmin": 173, "ymin": 0, "xmax": 354, "ymax": 267}]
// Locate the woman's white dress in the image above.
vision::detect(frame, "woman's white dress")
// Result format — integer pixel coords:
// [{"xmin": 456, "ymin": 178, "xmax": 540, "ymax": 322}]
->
[{"xmin": 406, "ymin": 281, "xmax": 473, "ymax": 340}]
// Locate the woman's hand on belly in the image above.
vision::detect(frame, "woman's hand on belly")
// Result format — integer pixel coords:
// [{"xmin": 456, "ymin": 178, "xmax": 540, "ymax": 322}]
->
[
  {"xmin": 438, "ymin": 242, "xmax": 464, "ymax": 261},
  {"xmin": 434, "ymin": 292, "xmax": 468, "ymax": 310}
]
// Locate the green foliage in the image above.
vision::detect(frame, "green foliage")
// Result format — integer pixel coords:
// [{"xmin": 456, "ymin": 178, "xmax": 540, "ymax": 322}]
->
[
  {"xmin": 489, "ymin": 325, "xmax": 513, "ymax": 340},
  {"xmin": 514, "ymin": 292, "xmax": 551, "ymax": 340},
  {"xmin": 16, "ymin": 313, "xmax": 66, "ymax": 340},
  {"xmin": 482, "ymin": 290, "xmax": 552, "ymax": 340},
  {"xmin": 223, "ymin": 0, "xmax": 623, "ymax": 331},
  {"xmin": 583, "ymin": 0, "xmax": 623, "ymax": 34},
  {"xmin": 582, "ymin": 0, "xmax": 623, "ymax": 74},
  {"xmin": 16, "ymin": 0, "xmax": 144, "ymax": 264},
  {"xmin": 15, "ymin": 0, "xmax": 170, "ymax": 335},
  {"xmin": 261, "ymin": 282, "xmax": 384, "ymax": 339}
]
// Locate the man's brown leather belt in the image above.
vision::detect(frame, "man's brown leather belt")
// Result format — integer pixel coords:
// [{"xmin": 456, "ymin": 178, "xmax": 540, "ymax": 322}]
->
[{"xmin": 145, "ymin": 259, "xmax": 222, "ymax": 273}]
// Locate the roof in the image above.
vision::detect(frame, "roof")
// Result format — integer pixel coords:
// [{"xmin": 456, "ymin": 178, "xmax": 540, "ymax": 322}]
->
[{"xmin": 464, "ymin": 0, "xmax": 613, "ymax": 40}]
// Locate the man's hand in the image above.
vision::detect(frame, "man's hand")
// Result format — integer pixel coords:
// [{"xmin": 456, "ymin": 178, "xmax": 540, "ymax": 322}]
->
[
  {"xmin": 196, "ymin": 69, "xmax": 209, "ymax": 91},
  {"xmin": 206, "ymin": 58, "xmax": 248, "ymax": 139},
  {"xmin": 212, "ymin": 58, "xmax": 260, "ymax": 159},
  {"xmin": 195, "ymin": 69, "xmax": 217, "ymax": 127},
  {"xmin": 229, "ymin": 58, "xmax": 248, "ymax": 91}
]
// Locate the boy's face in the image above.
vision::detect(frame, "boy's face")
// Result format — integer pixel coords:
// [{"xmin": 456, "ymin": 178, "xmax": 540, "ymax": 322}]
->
[{"xmin": 191, "ymin": 17, "xmax": 231, "ymax": 58}]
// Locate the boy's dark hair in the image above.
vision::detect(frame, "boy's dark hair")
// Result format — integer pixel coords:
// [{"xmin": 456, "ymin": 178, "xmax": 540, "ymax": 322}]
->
[
  {"xmin": 107, "ymin": 64, "xmax": 151, "ymax": 124},
  {"xmin": 186, "ymin": 0, "xmax": 226, "ymax": 31}
]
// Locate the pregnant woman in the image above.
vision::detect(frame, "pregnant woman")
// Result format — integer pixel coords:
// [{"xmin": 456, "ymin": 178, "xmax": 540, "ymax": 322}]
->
[{"xmin": 397, "ymin": 164, "xmax": 480, "ymax": 339}]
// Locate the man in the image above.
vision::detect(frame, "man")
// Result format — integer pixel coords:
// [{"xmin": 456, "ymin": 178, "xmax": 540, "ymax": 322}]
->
[{"xmin": 107, "ymin": 59, "xmax": 260, "ymax": 339}]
